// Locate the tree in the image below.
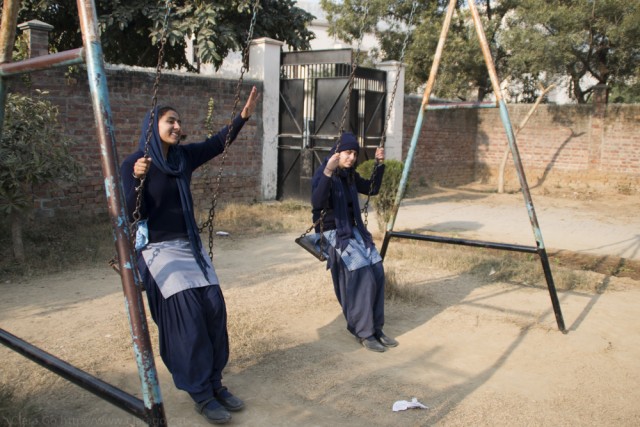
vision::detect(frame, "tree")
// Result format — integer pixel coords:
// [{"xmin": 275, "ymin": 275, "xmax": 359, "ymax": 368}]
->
[
  {"xmin": 502, "ymin": 0, "xmax": 640, "ymax": 103},
  {"xmin": 5, "ymin": 0, "xmax": 316, "ymax": 71},
  {"xmin": 320, "ymin": 0, "xmax": 517, "ymax": 101},
  {"xmin": 320, "ymin": 0, "xmax": 640, "ymax": 103},
  {"xmin": 0, "ymin": 91, "xmax": 81, "ymax": 262}
]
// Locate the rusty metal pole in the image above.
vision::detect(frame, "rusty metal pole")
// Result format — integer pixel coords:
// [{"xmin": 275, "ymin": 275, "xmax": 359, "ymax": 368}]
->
[
  {"xmin": 467, "ymin": 0, "xmax": 565, "ymax": 332},
  {"xmin": 75, "ymin": 0, "xmax": 167, "ymax": 424},
  {"xmin": 381, "ymin": 0, "xmax": 457, "ymax": 258}
]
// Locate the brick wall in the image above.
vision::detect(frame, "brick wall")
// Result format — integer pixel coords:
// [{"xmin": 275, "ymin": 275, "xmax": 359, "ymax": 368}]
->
[
  {"xmin": 402, "ymin": 95, "xmax": 477, "ymax": 187},
  {"xmin": 403, "ymin": 96, "xmax": 640, "ymax": 194},
  {"xmin": 6, "ymin": 23, "xmax": 639, "ymax": 220},
  {"xmin": 17, "ymin": 71, "xmax": 639, "ymax": 219},
  {"xmin": 11, "ymin": 66, "xmax": 262, "ymax": 218}
]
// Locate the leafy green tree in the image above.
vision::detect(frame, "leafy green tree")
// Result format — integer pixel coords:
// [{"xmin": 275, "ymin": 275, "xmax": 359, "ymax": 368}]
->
[
  {"xmin": 320, "ymin": 0, "xmax": 515, "ymax": 101},
  {"xmin": 6, "ymin": 0, "xmax": 316, "ymax": 71},
  {"xmin": 503, "ymin": 0, "xmax": 640, "ymax": 103},
  {"xmin": 321, "ymin": 0, "xmax": 640, "ymax": 103},
  {"xmin": 0, "ymin": 92, "xmax": 81, "ymax": 262}
]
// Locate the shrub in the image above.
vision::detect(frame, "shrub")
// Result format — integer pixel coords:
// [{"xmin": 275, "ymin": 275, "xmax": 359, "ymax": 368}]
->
[
  {"xmin": 356, "ymin": 158, "xmax": 406, "ymax": 232},
  {"xmin": 0, "ymin": 91, "xmax": 81, "ymax": 261}
]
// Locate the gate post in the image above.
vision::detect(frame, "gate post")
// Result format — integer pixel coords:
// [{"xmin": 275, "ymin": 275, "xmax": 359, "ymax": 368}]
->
[
  {"xmin": 376, "ymin": 60, "xmax": 405, "ymax": 161},
  {"xmin": 248, "ymin": 37, "xmax": 284, "ymax": 201}
]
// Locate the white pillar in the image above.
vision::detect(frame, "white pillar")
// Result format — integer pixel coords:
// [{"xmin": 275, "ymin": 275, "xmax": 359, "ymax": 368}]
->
[
  {"xmin": 248, "ymin": 37, "xmax": 284, "ymax": 200},
  {"xmin": 376, "ymin": 61, "xmax": 405, "ymax": 161}
]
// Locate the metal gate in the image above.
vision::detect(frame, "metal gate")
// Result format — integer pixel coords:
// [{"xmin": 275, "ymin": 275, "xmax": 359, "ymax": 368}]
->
[{"xmin": 278, "ymin": 49, "xmax": 387, "ymax": 201}]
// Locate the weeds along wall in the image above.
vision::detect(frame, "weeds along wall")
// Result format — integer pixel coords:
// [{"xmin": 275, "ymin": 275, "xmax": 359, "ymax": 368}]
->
[
  {"xmin": 10, "ymin": 65, "xmax": 262, "ymax": 218},
  {"xmin": 402, "ymin": 95, "xmax": 640, "ymax": 194}
]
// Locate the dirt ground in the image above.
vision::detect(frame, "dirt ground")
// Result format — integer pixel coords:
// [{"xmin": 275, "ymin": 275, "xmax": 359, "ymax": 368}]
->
[{"xmin": 1, "ymin": 188, "xmax": 640, "ymax": 426}]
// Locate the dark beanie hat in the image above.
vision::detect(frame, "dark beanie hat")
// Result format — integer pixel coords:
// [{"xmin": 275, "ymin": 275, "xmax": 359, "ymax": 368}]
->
[{"xmin": 336, "ymin": 132, "xmax": 359, "ymax": 153}]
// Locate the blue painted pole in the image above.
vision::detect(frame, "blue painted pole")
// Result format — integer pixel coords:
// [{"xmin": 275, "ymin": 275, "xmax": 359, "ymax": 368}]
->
[
  {"xmin": 468, "ymin": 0, "xmax": 565, "ymax": 332},
  {"xmin": 387, "ymin": 106, "xmax": 424, "ymax": 234},
  {"xmin": 76, "ymin": 0, "xmax": 166, "ymax": 423}
]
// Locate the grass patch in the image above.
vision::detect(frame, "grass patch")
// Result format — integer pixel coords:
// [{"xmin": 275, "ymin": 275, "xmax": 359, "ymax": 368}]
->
[
  {"xmin": 0, "ymin": 201, "xmax": 313, "ymax": 282},
  {"xmin": 0, "ymin": 201, "xmax": 612, "ymax": 294},
  {"xmin": 384, "ymin": 240, "xmax": 603, "ymax": 293},
  {"xmin": 204, "ymin": 200, "xmax": 311, "ymax": 237},
  {"xmin": 385, "ymin": 267, "xmax": 431, "ymax": 305},
  {"xmin": 0, "ymin": 213, "xmax": 114, "ymax": 281}
]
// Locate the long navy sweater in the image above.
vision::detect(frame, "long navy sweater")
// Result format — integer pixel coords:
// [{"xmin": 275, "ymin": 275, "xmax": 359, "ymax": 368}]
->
[
  {"xmin": 311, "ymin": 164, "xmax": 385, "ymax": 233},
  {"xmin": 121, "ymin": 114, "xmax": 247, "ymax": 244}
]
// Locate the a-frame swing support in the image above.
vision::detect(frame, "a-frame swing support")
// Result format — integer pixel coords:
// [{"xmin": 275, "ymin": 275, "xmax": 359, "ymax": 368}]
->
[
  {"xmin": 0, "ymin": 1, "xmax": 167, "ymax": 425},
  {"xmin": 379, "ymin": 0, "xmax": 566, "ymax": 332}
]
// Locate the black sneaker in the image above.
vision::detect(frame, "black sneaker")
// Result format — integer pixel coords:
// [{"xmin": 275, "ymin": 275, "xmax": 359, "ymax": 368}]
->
[
  {"xmin": 376, "ymin": 332, "xmax": 399, "ymax": 347},
  {"xmin": 195, "ymin": 397, "xmax": 232, "ymax": 424},
  {"xmin": 214, "ymin": 387, "xmax": 245, "ymax": 412},
  {"xmin": 360, "ymin": 336, "xmax": 386, "ymax": 352}
]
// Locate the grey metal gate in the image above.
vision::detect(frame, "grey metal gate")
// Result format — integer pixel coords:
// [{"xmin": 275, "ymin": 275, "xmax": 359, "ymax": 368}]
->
[{"xmin": 278, "ymin": 49, "xmax": 386, "ymax": 201}]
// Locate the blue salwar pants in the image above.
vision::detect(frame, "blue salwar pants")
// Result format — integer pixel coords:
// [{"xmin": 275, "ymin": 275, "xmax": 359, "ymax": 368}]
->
[
  {"xmin": 329, "ymin": 249, "xmax": 385, "ymax": 339},
  {"xmin": 140, "ymin": 260, "xmax": 229, "ymax": 403}
]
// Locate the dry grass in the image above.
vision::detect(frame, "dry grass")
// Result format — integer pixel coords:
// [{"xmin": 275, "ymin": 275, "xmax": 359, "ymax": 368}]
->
[
  {"xmin": 0, "ymin": 200, "xmax": 312, "ymax": 281},
  {"xmin": 0, "ymin": 199, "xmax": 611, "ymax": 292},
  {"xmin": 384, "ymin": 239, "xmax": 603, "ymax": 297},
  {"xmin": 205, "ymin": 200, "xmax": 311, "ymax": 237}
]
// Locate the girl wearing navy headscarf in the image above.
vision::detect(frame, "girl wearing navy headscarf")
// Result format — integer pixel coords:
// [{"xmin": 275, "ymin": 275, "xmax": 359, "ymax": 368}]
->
[
  {"xmin": 311, "ymin": 132, "xmax": 398, "ymax": 353},
  {"xmin": 121, "ymin": 86, "xmax": 259, "ymax": 425}
]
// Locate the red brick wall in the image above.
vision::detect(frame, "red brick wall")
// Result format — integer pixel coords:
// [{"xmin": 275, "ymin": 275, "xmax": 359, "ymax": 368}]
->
[
  {"xmin": 8, "ymin": 66, "xmax": 639, "ymax": 219},
  {"xmin": 11, "ymin": 66, "xmax": 262, "ymax": 218},
  {"xmin": 402, "ymin": 95, "xmax": 478, "ymax": 186},
  {"xmin": 403, "ymin": 97, "xmax": 640, "ymax": 194}
]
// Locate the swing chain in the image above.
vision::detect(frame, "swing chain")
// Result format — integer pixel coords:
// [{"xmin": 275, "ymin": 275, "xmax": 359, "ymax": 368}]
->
[
  {"xmin": 379, "ymin": 0, "xmax": 417, "ymax": 148},
  {"xmin": 131, "ymin": 0, "xmax": 173, "ymax": 246},
  {"xmin": 110, "ymin": 0, "xmax": 172, "ymax": 276},
  {"xmin": 199, "ymin": 0, "xmax": 260, "ymax": 259},
  {"xmin": 361, "ymin": 0, "xmax": 417, "ymax": 226},
  {"xmin": 309, "ymin": 1, "xmax": 369, "ymax": 238},
  {"xmin": 336, "ymin": 1, "xmax": 370, "ymax": 149}
]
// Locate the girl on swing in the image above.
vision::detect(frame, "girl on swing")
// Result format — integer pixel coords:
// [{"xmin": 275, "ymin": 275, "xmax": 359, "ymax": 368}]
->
[
  {"xmin": 121, "ymin": 86, "xmax": 259, "ymax": 425},
  {"xmin": 311, "ymin": 132, "xmax": 398, "ymax": 353}
]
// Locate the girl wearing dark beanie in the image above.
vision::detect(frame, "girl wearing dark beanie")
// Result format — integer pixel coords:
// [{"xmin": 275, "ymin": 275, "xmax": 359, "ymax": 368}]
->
[{"xmin": 311, "ymin": 132, "xmax": 398, "ymax": 352}]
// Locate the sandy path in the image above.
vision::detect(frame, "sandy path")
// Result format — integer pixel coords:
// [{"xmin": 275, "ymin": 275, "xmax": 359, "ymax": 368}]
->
[{"xmin": 1, "ymin": 190, "xmax": 639, "ymax": 426}]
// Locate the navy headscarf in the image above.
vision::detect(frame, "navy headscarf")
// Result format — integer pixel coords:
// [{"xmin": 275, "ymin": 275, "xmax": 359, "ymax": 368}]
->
[
  {"xmin": 312, "ymin": 132, "xmax": 374, "ymax": 251},
  {"xmin": 138, "ymin": 106, "xmax": 210, "ymax": 281}
]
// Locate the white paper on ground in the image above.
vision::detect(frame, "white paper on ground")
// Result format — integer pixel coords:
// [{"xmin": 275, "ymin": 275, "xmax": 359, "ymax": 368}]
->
[{"xmin": 392, "ymin": 397, "xmax": 429, "ymax": 412}]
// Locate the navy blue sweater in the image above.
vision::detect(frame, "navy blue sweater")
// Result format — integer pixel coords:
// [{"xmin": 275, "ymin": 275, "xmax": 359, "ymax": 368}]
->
[
  {"xmin": 311, "ymin": 164, "xmax": 385, "ymax": 233},
  {"xmin": 121, "ymin": 114, "xmax": 247, "ymax": 244}
]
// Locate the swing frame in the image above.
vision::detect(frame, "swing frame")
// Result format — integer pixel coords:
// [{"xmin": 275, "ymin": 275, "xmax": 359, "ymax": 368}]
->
[
  {"xmin": 0, "ymin": 1, "xmax": 168, "ymax": 425},
  {"xmin": 379, "ymin": 0, "xmax": 566, "ymax": 332}
]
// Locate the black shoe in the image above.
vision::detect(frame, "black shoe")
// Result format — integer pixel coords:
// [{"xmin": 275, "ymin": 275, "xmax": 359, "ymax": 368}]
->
[
  {"xmin": 360, "ymin": 336, "xmax": 386, "ymax": 352},
  {"xmin": 214, "ymin": 387, "xmax": 245, "ymax": 412},
  {"xmin": 376, "ymin": 332, "xmax": 399, "ymax": 347},
  {"xmin": 195, "ymin": 397, "xmax": 232, "ymax": 424}
]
